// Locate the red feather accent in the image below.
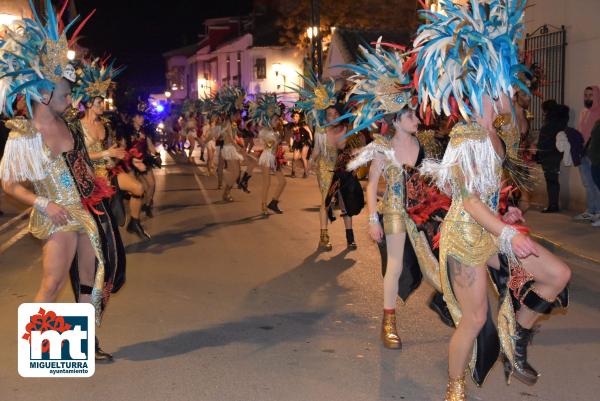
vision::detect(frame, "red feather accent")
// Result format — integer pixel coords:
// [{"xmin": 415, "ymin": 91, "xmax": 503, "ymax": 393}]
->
[
  {"xmin": 407, "ymin": 183, "xmax": 451, "ymax": 225},
  {"xmin": 81, "ymin": 177, "xmax": 115, "ymax": 215},
  {"xmin": 432, "ymin": 232, "xmax": 441, "ymax": 250},
  {"xmin": 68, "ymin": 9, "xmax": 96, "ymax": 47}
]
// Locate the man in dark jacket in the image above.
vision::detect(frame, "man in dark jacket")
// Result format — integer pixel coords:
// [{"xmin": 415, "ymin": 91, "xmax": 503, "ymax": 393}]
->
[{"xmin": 536, "ymin": 103, "xmax": 569, "ymax": 212}]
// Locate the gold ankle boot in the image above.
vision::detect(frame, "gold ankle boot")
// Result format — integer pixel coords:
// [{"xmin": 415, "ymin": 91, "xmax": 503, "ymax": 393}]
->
[
  {"xmin": 222, "ymin": 186, "xmax": 233, "ymax": 202},
  {"xmin": 381, "ymin": 312, "xmax": 401, "ymax": 349},
  {"xmin": 444, "ymin": 374, "xmax": 466, "ymax": 401},
  {"xmin": 318, "ymin": 229, "xmax": 332, "ymax": 251}
]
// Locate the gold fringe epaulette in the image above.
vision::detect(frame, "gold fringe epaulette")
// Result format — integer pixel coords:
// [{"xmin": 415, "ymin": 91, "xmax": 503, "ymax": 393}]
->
[{"xmin": 5, "ymin": 117, "xmax": 37, "ymax": 138}]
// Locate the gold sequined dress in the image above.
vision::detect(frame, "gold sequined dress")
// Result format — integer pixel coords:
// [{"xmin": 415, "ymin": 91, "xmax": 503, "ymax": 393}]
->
[{"xmin": 314, "ymin": 128, "xmax": 338, "ymax": 201}]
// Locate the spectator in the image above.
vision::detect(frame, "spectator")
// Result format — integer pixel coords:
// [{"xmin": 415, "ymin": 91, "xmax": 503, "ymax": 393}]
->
[
  {"xmin": 536, "ymin": 103, "xmax": 569, "ymax": 213},
  {"xmin": 0, "ymin": 119, "xmax": 8, "ymax": 216},
  {"xmin": 588, "ymin": 119, "xmax": 600, "ymax": 226},
  {"xmin": 574, "ymin": 86, "xmax": 600, "ymax": 221}
]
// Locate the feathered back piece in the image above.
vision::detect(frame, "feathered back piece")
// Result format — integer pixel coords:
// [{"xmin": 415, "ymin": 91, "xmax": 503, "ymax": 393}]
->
[
  {"xmin": 181, "ymin": 98, "xmax": 203, "ymax": 117},
  {"xmin": 288, "ymin": 67, "xmax": 340, "ymax": 128},
  {"xmin": 72, "ymin": 58, "xmax": 124, "ymax": 104},
  {"xmin": 413, "ymin": 0, "xmax": 529, "ymax": 121},
  {"xmin": 0, "ymin": 0, "xmax": 95, "ymax": 116},
  {"xmin": 338, "ymin": 38, "xmax": 417, "ymax": 137},
  {"xmin": 249, "ymin": 93, "xmax": 284, "ymax": 127},
  {"xmin": 214, "ymin": 86, "xmax": 246, "ymax": 116}
]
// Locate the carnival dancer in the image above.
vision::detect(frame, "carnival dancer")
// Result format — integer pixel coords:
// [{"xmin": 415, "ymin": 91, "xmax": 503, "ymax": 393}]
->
[
  {"xmin": 200, "ymin": 99, "xmax": 220, "ymax": 176},
  {"xmin": 214, "ymin": 86, "xmax": 256, "ymax": 201},
  {"xmin": 123, "ymin": 105, "xmax": 160, "ymax": 218},
  {"xmin": 181, "ymin": 99, "xmax": 200, "ymax": 163},
  {"xmin": 414, "ymin": 2, "xmax": 570, "ymax": 399},
  {"xmin": 332, "ymin": 40, "xmax": 449, "ymax": 348},
  {"xmin": 250, "ymin": 94, "xmax": 287, "ymax": 215},
  {"xmin": 74, "ymin": 59, "xmax": 150, "ymax": 240},
  {"xmin": 291, "ymin": 71, "xmax": 357, "ymax": 250},
  {"xmin": 290, "ymin": 110, "xmax": 312, "ymax": 178},
  {"xmin": 0, "ymin": 0, "xmax": 124, "ymax": 360}
]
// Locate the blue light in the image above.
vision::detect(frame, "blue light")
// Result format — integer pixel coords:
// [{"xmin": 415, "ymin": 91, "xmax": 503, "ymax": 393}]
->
[{"xmin": 155, "ymin": 104, "xmax": 165, "ymax": 113}]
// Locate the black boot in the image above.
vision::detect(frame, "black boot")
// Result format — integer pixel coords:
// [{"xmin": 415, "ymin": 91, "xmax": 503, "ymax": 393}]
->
[
  {"xmin": 327, "ymin": 206, "xmax": 336, "ymax": 222},
  {"xmin": 239, "ymin": 172, "xmax": 251, "ymax": 193},
  {"xmin": 142, "ymin": 203, "xmax": 154, "ymax": 218},
  {"xmin": 428, "ymin": 291, "xmax": 455, "ymax": 328},
  {"xmin": 126, "ymin": 218, "xmax": 151, "ymax": 241},
  {"xmin": 345, "ymin": 229, "xmax": 357, "ymax": 250},
  {"xmin": 95, "ymin": 336, "xmax": 113, "ymax": 362},
  {"xmin": 267, "ymin": 199, "xmax": 283, "ymax": 214},
  {"xmin": 503, "ymin": 323, "xmax": 539, "ymax": 385}
]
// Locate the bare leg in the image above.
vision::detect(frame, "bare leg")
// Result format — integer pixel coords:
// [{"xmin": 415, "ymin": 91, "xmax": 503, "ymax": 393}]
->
[
  {"xmin": 117, "ymin": 172, "xmax": 144, "ymax": 219},
  {"xmin": 301, "ymin": 145, "xmax": 310, "ymax": 175},
  {"xmin": 187, "ymin": 135, "xmax": 196, "ymax": 160},
  {"xmin": 35, "ymin": 231, "xmax": 78, "ymax": 302},
  {"xmin": 141, "ymin": 170, "xmax": 156, "ymax": 207},
  {"xmin": 217, "ymin": 151, "xmax": 224, "ymax": 188},
  {"xmin": 447, "ymin": 257, "xmax": 490, "ymax": 378},
  {"xmin": 383, "ymin": 232, "xmax": 406, "ymax": 309},
  {"xmin": 261, "ymin": 166, "xmax": 271, "ymax": 206},
  {"xmin": 516, "ymin": 244, "xmax": 571, "ymax": 328},
  {"xmin": 272, "ymin": 169, "xmax": 286, "ymax": 200}
]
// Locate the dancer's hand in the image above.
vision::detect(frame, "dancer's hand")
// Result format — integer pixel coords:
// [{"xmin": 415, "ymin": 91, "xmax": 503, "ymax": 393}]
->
[
  {"xmin": 108, "ymin": 145, "xmax": 126, "ymax": 160},
  {"xmin": 502, "ymin": 206, "xmax": 525, "ymax": 224},
  {"xmin": 511, "ymin": 233, "xmax": 539, "ymax": 259},
  {"xmin": 46, "ymin": 202, "xmax": 70, "ymax": 226},
  {"xmin": 133, "ymin": 158, "xmax": 147, "ymax": 172},
  {"xmin": 369, "ymin": 222, "xmax": 384, "ymax": 243}
]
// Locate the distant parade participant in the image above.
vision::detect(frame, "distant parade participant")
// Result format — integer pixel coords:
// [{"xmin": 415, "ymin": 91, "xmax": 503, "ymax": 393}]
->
[
  {"xmin": 291, "ymin": 72, "xmax": 362, "ymax": 250},
  {"xmin": 123, "ymin": 105, "xmax": 161, "ymax": 218},
  {"xmin": 289, "ymin": 110, "xmax": 312, "ymax": 178},
  {"xmin": 250, "ymin": 94, "xmax": 287, "ymax": 215},
  {"xmin": 74, "ymin": 59, "xmax": 151, "ymax": 240},
  {"xmin": 214, "ymin": 86, "xmax": 256, "ymax": 201},
  {"xmin": 0, "ymin": 1, "xmax": 124, "ymax": 360}
]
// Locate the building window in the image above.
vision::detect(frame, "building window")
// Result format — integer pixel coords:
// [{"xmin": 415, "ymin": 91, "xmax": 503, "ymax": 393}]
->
[
  {"xmin": 226, "ymin": 55, "xmax": 231, "ymax": 84},
  {"xmin": 237, "ymin": 52, "xmax": 242, "ymax": 85},
  {"xmin": 255, "ymin": 57, "xmax": 266, "ymax": 80}
]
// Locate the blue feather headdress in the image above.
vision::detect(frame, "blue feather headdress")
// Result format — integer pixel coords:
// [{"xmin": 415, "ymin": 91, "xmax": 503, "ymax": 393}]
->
[
  {"xmin": 288, "ymin": 68, "xmax": 343, "ymax": 128},
  {"xmin": 413, "ymin": 0, "xmax": 529, "ymax": 121},
  {"xmin": 72, "ymin": 58, "xmax": 125, "ymax": 104},
  {"xmin": 249, "ymin": 93, "xmax": 284, "ymax": 127},
  {"xmin": 337, "ymin": 38, "xmax": 417, "ymax": 137},
  {"xmin": 214, "ymin": 86, "xmax": 246, "ymax": 116},
  {"xmin": 0, "ymin": 0, "xmax": 95, "ymax": 117}
]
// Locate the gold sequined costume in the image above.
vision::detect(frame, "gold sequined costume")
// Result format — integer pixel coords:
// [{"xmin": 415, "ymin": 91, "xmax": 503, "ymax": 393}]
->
[
  {"xmin": 348, "ymin": 134, "xmax": 442, "ymax": 294},
  {"xmin": 314, "ymin": 128, "xmax": 338, "ymax": 201},
  {"xmin": 0, "ymin": 118, "xmax": 107, "ymax": 323}
]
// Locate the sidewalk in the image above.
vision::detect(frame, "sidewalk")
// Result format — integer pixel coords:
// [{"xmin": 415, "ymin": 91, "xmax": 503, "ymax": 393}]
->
[{"xmin": 526, "ymin": 208, "xmax": 600, "ymax": 265}]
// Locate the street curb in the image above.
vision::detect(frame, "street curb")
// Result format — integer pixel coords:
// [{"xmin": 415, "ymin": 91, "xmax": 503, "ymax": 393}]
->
[{"xmin": 531, "ymin": 233, "xmax": 600, "ymax": 266}]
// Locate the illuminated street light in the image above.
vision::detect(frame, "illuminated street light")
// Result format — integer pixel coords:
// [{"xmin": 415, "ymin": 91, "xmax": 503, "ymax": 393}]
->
[
  {"xmin": 164, "ymin": 91, "xmax": 172, "ymax": 98},
  {"xmin": 306, "ymin": 26, "xmax": 318, "ymax": 39}
]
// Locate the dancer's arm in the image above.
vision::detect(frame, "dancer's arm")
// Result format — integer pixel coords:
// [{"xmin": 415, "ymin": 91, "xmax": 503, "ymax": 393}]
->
[
  {"xmin": 2, "ymin": 181, "xmax": 69, "ymax": 225},
  {"xmin": 366, "ymin": 156, "xmax": 385, "ymax": 242}
]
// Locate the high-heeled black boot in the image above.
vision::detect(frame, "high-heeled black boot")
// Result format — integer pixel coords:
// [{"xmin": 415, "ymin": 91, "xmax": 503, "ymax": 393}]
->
[
  {"xmin": 239, "ymin": 172, "xmax": 251, "ymax": 193},
  {"xmin": 503, "ymin": 323, "xmax": 539, "ymax": 385},
  {"xmin": 267, "ymin": 199, "xmax": 283, "ymax": 214},
  {"xmin": 345, "ymin": 229, "xmax": 357, "ymax": 250},
  {"xmin": 95, "ymin": 336, "xmax": 113, "ymax": 362},
  {"xmin": 326, "ymin": 205, "xmax": 336, "ymax": 222},
  {"xmin": 127, "ymin": 218, "xmax": 151, "ymax": 240},
  {"xmin": 141, "ymin": 202, "xmax": 154, "ymax": 218}
]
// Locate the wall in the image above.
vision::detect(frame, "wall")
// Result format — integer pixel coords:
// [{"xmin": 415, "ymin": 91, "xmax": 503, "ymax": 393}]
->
[{"xmin": 526, "ymin": 0, "xmax": 600, "ymax": 211}]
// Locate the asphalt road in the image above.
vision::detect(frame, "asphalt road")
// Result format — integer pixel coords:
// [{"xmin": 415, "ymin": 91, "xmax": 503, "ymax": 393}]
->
[{"xmin": 0, "ymin": 154, "xmax": 599, "ymax": 401}]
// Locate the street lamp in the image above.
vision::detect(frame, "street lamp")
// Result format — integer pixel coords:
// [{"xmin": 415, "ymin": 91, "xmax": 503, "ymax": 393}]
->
[
  {"xmin": 164, "ymin": 91, "xmax": 172, "ymax": 99},
  {"xmin": 306, "ymin": 26, "xmax": 318, "ymax": 40}
]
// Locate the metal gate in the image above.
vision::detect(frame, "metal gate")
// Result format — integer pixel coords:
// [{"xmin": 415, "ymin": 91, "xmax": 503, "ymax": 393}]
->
[{"xmin": 524, "ymin": 25, "xmax": 567, "ymax": 133}]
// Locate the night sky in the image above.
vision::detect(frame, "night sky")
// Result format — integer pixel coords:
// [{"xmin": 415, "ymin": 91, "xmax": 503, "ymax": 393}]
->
[{"xmin": 74, "ymin": 0, "xmax": 253, "ymax": 93}]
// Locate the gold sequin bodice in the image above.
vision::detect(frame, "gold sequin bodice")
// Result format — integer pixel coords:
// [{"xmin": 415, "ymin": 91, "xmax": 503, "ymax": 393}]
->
[
  {"xmin": 494, "ymin": 113, "xmax": 520, "ymax": 160},
  {"xmin": 380, "ymin": 163, "xmax": 405, "ymax": 215},
  {"xmin": 82, "ymin": 124, "xmax": 111, "ymax": 179}
]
